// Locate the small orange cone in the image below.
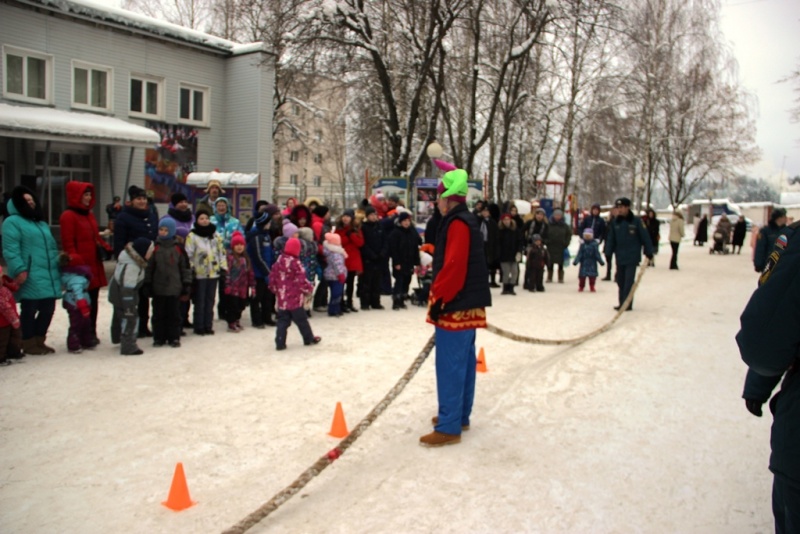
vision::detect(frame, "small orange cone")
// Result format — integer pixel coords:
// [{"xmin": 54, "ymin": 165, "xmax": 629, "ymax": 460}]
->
[
  {"xmin": 328, "ymin": 402, "xmax": 349, "ymax": 438},
  {"xmin": 162, "ymin": 462, "xmax": 196, "ymax": 511},
  {"xmin": 476, "ymin": 347, "xmax": 488, "ymax": 373}
]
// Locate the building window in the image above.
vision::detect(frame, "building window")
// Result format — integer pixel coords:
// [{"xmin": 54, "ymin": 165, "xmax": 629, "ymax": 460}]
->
[
  {"xmin": 313, "ymin": 153, "xmax": 323, "ymax": 164},
  {"xmin": 289, "ymin": 174, "xmax": 298, "ymax": 185},
  {"xmin": 315, "ymin": 130, "xmax": 323, "ymax": 142},
  {"xmin": 72, "ymin": 61, "xmax": 112, "ymax": 111},
  {"xmin": 2, "ymin": 45, "xmax": 53, "ymax": 104},
  {"xmin": 313, "ymin": 175, "xmax": 322, "ymax": 187},
  {"xmin": 130, "ymin": 75, "xmax": 163, "ymax": 118},
  {"xmin": 290, "ymin": 151, "xmax": 299, "ymax": 162},
  {"xmin": 34, "ymin": 148, "xmax": 92, "ymax": 225},
  {"xmin": 179, "ymin": 83, "xmax": 209, "ymax": 126}
]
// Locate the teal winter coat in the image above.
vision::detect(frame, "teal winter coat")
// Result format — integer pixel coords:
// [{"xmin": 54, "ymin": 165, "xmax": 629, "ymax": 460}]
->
[{"xmin": 2, "ymin": 187, "xmax": 61, "ymax": 300}]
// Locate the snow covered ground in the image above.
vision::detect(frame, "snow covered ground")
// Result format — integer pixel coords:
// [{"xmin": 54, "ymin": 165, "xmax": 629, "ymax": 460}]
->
[{"xmin": 0, "ymin": 232, "xmax": 775, "ymax": 533}]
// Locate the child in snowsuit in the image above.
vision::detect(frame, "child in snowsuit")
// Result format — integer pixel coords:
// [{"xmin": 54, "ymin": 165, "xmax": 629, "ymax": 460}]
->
[
  {"xmin": 146, "ymin": 218, "xmax": 192, "ymax": 347},
  {"xmin": 414, "ymin": 244, "xmax": 435, "ymax": 306},
  {"xmin": 59, "ymin": 252, "xmax": 94, "ymax": 353},
  {"xmin": 323, "ymin": 232, "xmax": 348, "ymax": 317},
  {"xmin": 0, "ymin": 266, "xmax": 23, "ymax": 365},
  {"xmin": 224, "ymin": 231, "xmax": 255, "ymax": 332},
  {"xmin": 268, "ymin": 237, "xmax": 320, "ymax": 350},
  {"xmin": 109, "ymin": 238, "xmax": 153, "ymax": 355},
  {"xmin": 525, "ymin": 234, "xmax": 549, "ymax": 292},
  {"xmin": 572, "ymin": 227, "xmax": 605, "ymax": 292}
]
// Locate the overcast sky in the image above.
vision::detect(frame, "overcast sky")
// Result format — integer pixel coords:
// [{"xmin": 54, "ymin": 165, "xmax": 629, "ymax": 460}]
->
[
  {"xmin": 720, "ymin": 0, "xmax": 800, "ymax": 188},
  {"xmin": 90, "ymin": 0, "xmax": 799, "ymax": 187}
]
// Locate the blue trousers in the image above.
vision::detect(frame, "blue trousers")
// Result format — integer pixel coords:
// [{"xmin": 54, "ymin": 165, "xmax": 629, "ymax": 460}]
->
[
  {"xmin": 616, "ymin": 263, "xmax": 637, "ymax": 308},
  {"xmin": 328, "ymin": 280, "xmax": 343, "ymax": 316},
  {"xmin": 434, "ymin": 327, "xmax": 477, "ymax": 435}
]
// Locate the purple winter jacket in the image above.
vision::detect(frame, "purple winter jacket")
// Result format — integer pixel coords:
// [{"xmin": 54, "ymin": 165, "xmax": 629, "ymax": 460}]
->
[{"xmin": 268, "ymin": 254, "xmax": 313, "ymax": 310}]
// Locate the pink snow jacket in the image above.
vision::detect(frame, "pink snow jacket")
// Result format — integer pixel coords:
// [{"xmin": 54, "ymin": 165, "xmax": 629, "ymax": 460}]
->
[
  {"xmin": 225, "ymin": 252, "xmax": 255, "ymax": 299},
  {"xmin": 0, "ymin": 275, "xmax": 20, "ymax": 328},
  {"xmin": 268, "ymin": 254, "xmax": 313, "ymax": 310}
]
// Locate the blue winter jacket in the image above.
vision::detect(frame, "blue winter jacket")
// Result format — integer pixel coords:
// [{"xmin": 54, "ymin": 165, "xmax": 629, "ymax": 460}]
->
[
  {"xmin": 212, "ymin": 197, "xmax": 244, "ymax": 251},
  {"xmin": 573, "ymin": 240, "xmax": 605, "ymax": 278},
  {"xmin": 2, "ymin": 194, "xmax": 61, "ymax": 300},
  {"xmin": 604, "ymin": 212, "xmax": 653, "ymax": 267},
  {"xmin": 61, "ymin": 266, "xmax": 91, "ymax": 307},
  {"xmin": 246, "ymin": 225, "xmax": 274, "ymax": 282}
]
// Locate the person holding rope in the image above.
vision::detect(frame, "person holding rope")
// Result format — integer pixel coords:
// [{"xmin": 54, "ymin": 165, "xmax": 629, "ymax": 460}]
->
[
  {"xmin": 604, "ymin": 197, "xmax": 653, "ymax": 312},
  {"xmin": 420, "ymin": 162, "xmax": 491, "ymax": 448}
]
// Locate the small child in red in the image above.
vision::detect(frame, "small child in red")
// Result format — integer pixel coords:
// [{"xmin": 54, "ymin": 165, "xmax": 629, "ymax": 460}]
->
[{"xmin": 0, "ymin": 265, "xmax": 23, "ymax": 365}]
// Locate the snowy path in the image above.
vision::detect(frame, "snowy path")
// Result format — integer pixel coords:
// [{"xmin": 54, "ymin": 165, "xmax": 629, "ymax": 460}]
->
[{"xmin": 0, "ymin": 237, "xmax": 774, "ymax": 533}]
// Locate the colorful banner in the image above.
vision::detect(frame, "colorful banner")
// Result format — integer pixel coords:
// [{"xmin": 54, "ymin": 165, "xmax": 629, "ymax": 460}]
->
[{"xmin": 144, "ymin": 121, "xmax": 198, "ymax": 204}]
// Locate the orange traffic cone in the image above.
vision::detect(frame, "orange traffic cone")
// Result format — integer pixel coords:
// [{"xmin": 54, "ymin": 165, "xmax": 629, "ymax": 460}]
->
[
  {"xmin": 162, "ymin": 462, "xmax": 196, "ymax": 511},
  {"xmin": 476, "ymin": 347, "xmax": 488, "ymax": 373},
  {"xmin": 328, "ymin": 402, "xmax": 349, "ymax": 438}
]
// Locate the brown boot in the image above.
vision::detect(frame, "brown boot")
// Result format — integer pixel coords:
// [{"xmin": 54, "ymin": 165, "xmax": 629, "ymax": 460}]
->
[
  {"xmin": 419, "ymin": 431, "xmax": 461, "ymax": 447},
  {"xmin": 431, "ymin": 416, "xmax": 470, "ymax": 431},
  {"xmin": 22, "ymin": 337, "xmax": 49, "ymax": 355},
  {"xmin": 36, "ymin": 336, "xmax": 56, "ymax": 354}
]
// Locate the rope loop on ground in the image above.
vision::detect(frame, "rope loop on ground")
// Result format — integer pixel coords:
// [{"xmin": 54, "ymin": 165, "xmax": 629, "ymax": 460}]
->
[
  {"xmin": 222, "ymin": 265, "xmax": 648, "ymax": 533},
  {"xmin": 486, "ymin": 265, "xmax": 648, "ymax": 345},
  {"xmin": 221, "ymin": 334, "xmax": 436, "ymax": 534}
]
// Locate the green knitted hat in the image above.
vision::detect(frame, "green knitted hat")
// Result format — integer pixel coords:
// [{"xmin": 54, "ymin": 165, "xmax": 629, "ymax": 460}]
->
[{"xmin": 439, "ymin": 169, "xmax": 469, "ymax": 198}]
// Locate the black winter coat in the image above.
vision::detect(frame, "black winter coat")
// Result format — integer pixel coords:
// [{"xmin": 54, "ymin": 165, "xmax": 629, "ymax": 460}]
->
[
  {"xmin": 479, "ymin": 216, "xmax": 500, "ymax": 265},
  {"xmin": 360, "ymin": 220, "xmax": 388, "ymax": 270},
  {"xmin": 113, "ymin": 205, "xmax": 158, "ymax": 255},
  {"xmin": 497, "ymin": 221, "xmax": 523, "ymax": 262},
  {"xmin": 388, "ymin": 224, "xmax": 421, "ymax": 275}
]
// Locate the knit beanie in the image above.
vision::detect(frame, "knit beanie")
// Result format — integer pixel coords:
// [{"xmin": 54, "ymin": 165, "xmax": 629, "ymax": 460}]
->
[
  {"xmin": 297, "ymin": 227, "xmax": 314, "ymax": 242},
  {"xmin": 582, "ymin": 227, "xmax": 594, "ymax": 239},
  {"xmin": 170, "ymin": 192, "xmax": 188, "ymax": 206},
  {"xmin": 313, "ymin": 205, "xmax": 330, "ymax": 218},
  {"xmin": 231, "ymin": 231, "xmax": 246, "ymax": 248},
  {"xmin": 325, "ymin": 232, "xmax": 341, "ymax": 247},
  {"xmin": 284, "ymin": 237, "xmax": 301, "ymax": 257},
  {"xmin": 531, "ymin": 234, "xmax": 542, "ymax": 242},
  {"xmin": 128, "ymin": 185, "xmax": 146, "ymax": 201},
  {"xmin": 132, "ymin": 237, "xmax": 153, "ymax": 259},
  {"xmin": 283, "ymin": 219, "xmax": 298, "ymax": 238}
]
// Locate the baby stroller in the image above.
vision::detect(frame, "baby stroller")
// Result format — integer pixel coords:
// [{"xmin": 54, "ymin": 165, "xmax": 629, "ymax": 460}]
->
[
  {"xmin": 709, "ymin": 230, "xmax": 730, "ymax": 255},
  {"xmin": 410, "ymin": 278, "xmax": 431, "ymax": 307}
]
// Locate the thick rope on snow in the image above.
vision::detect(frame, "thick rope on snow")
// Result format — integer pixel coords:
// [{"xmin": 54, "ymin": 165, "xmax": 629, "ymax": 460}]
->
[
  {"xmin": 486, "ymin": 265, "xmax": 648, "ymax": 345},
  {"xmin": 221, "ymin": 334, "xmax": 436, "ymax": 534}
]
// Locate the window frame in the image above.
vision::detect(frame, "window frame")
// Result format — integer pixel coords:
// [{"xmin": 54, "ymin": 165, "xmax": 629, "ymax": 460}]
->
[
  {"xmin": 289, "ymin": 151, "xmax": 300, "ymax": 162},
  {"xmin": 289, "ymin": 174, "xmax": 298, "ymax": 185},
  {"xmin": 312, "ymin": 175, "xmax": 322, "ymax": 187},
  {"xmin": 313, "ymin": 153, "xmax": 322, "ymax": 164},
  {"xmin": 129, "ymin": 74, "xmax": 164, "ymax": 119},
  {"xmin": 2, "ymin": 45, "xmax": 54, "ymax": 105},
  {"xmin": 178, "ymin": 82, "xmax": 210, "ymax": 127},
  {"xmin": 71, "ymin": 60, "xmax": 113, "ymax": 112}
]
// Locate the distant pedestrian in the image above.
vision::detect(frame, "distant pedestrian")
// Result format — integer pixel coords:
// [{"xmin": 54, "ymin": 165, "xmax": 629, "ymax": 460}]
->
[
  {"xmin": 731, "ymin": 217, "xmax": 747, "ymax": 255},
  {"xmin": 668, "ymin": 211, "xmax": 685, "ymax": 270},
  {"xmin": 694, "ymin": 214, "xmax": 708, "ymax": 246}
]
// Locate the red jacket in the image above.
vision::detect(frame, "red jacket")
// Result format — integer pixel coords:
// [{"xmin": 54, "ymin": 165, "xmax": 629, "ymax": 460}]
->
[
  {"xmin": 59, "ymin": 181, "xmax": 110, "ymax": 290},
  {"xmin": 0, "ymin": 276, "xmax": 20, "ymax": 328},
  {"xmin": 335, "ymin": 224, "xmax": 364, "ymax": 273}
]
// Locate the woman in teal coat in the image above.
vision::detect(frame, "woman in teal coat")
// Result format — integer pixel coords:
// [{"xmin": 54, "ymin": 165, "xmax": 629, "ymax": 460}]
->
[{"xmin": 2, "ymin": 186, "xmax": 61, "ymax": 354}]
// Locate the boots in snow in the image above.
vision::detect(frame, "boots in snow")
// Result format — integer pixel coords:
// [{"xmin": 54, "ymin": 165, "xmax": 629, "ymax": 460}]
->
[
  {"xmin": 419, "ymin": 431, "xmax": 461, "ymax": 447},
  {"xmin": 558, "ymin": 269, "xmax": 565, "ymax": 284},
  {"xmin": 37, "ymin": 336, "xmax": 56, "ymax": 354},
  {"xmin": 22, "ymin": 337, "xmax": 48, "ymax": 355}
]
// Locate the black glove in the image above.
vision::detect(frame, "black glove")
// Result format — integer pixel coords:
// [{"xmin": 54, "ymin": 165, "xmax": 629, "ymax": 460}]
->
[
  {"xmin": 745, "ymin": 398, "xmax": 763, "ymax": 417},
  {"xmin": 428, "ymin": 298, "xmax": 444, "ymax": 322}
]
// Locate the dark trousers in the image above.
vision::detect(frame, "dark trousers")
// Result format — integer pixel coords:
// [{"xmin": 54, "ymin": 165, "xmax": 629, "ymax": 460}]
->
[
  {"xmin": 525, "ymin": 265, "xmax": 545, "ymax": 291},
  {"xmin": 112, "ymin": 304, "xmax": 139, "ymax": 354},
  {"xmin": 138, "ymin": 286, "xmax": 150, "ymax": 333},
  {"xmin": 217, "ymin": 275, "xmax": 228, "ymax": 320},
  {"xmin": 0, "ymin": 325, "xmax": 22, "ymax": 360},
  {"xmin": 328, "ymin": 280, "xmax": 344, "ymax": 316},
  {"xmin": 275, "ymin": 307, "xmax": 315, "ymax": 348},
  {"xmin": 152, "ymin": 295, "xmax": 181, "ymax": 343},
  {"xmin": 0, "ymin": 325, "xmax": 22, "ymax": 361},
  {"xmin": 20, "ymin": 298, "xmax": 56, "ymax": 340},
  {"xmin": 222, "ymin": 294, "xmax": 246, "ymax": 324},
  {"xmin": 380, "ymin": 260, "xmax": 392, "ymax": 294},
  {"xmin": 360, "ymin": 268, "xmax": 382, "ymax": 308},
  {"xmin": 181, "ymin": 299, "xmax": 191, "ymax": 327},
  {"xmin": 88, "ymin": 287, "xmax": 100, "ymax": 338},
  {"xmin": 670, "ymin": 241, "xmax": 680, "ymax": 269},
  {"xmin": 392, "ymin": 270, "xmax": 412, "ymax": 298},
  {"xmin": 64, "ymin": 302, "xmax": 93, "ymax": 351},
  {"xmin": 313, "ymin": 278, "xmax": 329, "ymax": 309},
  {"xmin": 773, "ymin": 476, "xmax": 800, "ymax": 534},
  {"xmin": 616, "ymin": 264, "xmax": 637, "ymax": 309},
  {"xmin": 345, "ymin": 271, "xmax": 358, "ymax": 308},
  {"xmin": 250, "ymin": 278, "xmax": 276, "ymax": 326},
  {"xmin": 193, "ymin": 278, "xmax": 218, "ymax": 331},
  {"xmin": 604, "ymin": 254, "xmax": 613, "ymax": 279}
]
